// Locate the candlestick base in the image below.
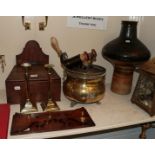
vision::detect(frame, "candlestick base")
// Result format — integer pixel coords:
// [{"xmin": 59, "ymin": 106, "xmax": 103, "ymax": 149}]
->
[
  {"xmin": 21, "ymin": 99, "xmax": 38, "ymax": 114},
  {"xmin": 41, "ymin": 99, "xmax": 60, "ymax": 112}
]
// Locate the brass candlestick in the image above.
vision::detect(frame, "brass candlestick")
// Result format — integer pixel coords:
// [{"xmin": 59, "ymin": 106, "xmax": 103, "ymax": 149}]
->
[
  {"xmin": 20, "ymin": 63, "xmax": 38, "ymax": 114},
  {"xmin": 41, "ymin": 64, "xmax": 60, "ymax": 112}
]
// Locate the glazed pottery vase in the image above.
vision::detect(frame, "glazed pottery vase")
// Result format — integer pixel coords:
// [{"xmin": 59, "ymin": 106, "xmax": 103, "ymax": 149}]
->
[{"xmin": 102, "ymin": 21, "xmax": 151, "ymax": 94}]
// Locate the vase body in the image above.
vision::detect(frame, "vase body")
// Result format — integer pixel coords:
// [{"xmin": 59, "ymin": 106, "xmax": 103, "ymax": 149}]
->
[{"xmin": 102, "ymin": 21, "xmax": 151, "ymax": 94}]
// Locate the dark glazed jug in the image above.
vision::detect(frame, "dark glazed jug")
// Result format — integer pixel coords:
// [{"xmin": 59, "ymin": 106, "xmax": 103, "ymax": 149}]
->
[{"xmin": 102, "ymin": 21, "xmax": 151, "ymax": 94}]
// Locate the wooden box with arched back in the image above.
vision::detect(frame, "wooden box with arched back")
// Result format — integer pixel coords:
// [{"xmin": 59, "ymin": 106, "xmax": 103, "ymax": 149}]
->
[
  {"xmin": 5, "ymin": 40, "xmax": 61, "ymax": 106},
  {"xmin": 16, "ymin": 40, "xmax": 49, "ymax": 65}
]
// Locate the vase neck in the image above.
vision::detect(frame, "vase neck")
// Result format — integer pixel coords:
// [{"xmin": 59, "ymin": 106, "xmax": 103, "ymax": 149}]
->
[{"xmin": 119, "ymin": 21, "xmax": 138, "ymax": 43}]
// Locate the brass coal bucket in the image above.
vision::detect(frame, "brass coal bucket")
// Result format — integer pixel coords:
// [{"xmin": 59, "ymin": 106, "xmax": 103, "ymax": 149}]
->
[{"xmin": 63, "ymin": 65, "xmax": 106, "ymax": 103}]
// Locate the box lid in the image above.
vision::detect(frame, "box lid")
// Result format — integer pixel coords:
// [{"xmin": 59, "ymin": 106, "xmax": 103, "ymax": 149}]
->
[{"xmin": 6, "ymin": 65, "xmax": 60, "ymax": 82}]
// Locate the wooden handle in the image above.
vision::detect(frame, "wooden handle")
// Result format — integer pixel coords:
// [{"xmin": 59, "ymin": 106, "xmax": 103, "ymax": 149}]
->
[{"xmin": 51, "ymin": 37, "xmax": 62, "ymax": 57}]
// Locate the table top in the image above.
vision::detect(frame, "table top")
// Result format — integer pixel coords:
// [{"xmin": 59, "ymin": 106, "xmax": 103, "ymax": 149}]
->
[{"xmin": 1, "ymin": 84, "xmax": 155, "ymax": 139}]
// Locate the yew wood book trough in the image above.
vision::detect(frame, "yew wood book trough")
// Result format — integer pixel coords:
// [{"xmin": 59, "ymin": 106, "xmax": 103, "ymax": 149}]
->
[
  {"xmin": 5, "ymin": 40, "xmax": 61, "ymax": 108},
  {"xmin": 11, "ymin": 107, "xmax": 95, "ymax": 135}
]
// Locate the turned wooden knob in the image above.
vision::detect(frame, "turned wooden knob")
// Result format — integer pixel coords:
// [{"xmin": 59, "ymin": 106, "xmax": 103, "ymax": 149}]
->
[{"xmin": 51, "ymin": 37, "xmax": 62, "ymax": 57}]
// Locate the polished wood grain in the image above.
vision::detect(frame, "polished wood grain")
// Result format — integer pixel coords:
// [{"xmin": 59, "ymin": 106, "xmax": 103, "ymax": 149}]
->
[
  {"xmin": 5, "ymin": 40, "xmax": 61, "ymax": 105},
  {"xmin": 16, "ymin": 40, "xmax": 49, "ymax": 65},
  {"xmin": 11, "ymin": 107, "xmax": 95, "ymax": 135}
]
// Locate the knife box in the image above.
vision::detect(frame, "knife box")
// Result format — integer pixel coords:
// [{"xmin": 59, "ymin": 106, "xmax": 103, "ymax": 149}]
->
[{"xmin": 5, "ymin": 40, "xmax": 61, "ymax": 107}]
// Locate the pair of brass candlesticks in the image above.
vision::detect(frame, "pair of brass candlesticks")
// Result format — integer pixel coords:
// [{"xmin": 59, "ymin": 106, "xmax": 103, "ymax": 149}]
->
[{"xmin": 20, "ymin": 63, "xmax": 59, "ymax": 114}]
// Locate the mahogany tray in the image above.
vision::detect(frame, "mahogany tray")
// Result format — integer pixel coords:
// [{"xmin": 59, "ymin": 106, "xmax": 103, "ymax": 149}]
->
[{"xmin": 10, "ymin": 107, "xmax": 95, "ymax": 135}]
